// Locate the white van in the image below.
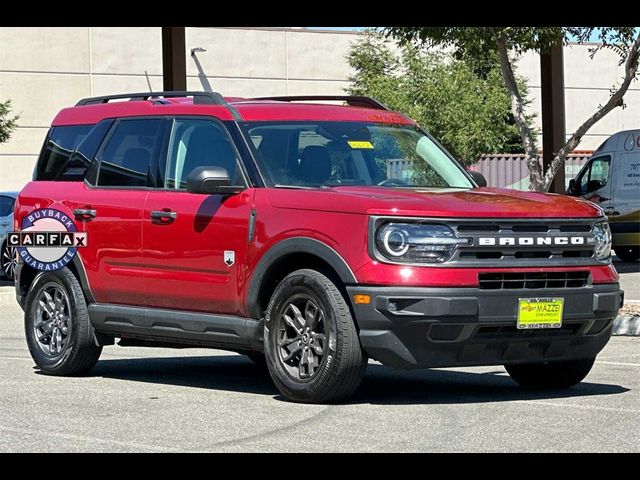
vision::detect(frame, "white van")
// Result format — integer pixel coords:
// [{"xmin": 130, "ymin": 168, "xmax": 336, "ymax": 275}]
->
[{"xmin": 568, "ymin": 129, "xmax": 640, "ymax": 262}]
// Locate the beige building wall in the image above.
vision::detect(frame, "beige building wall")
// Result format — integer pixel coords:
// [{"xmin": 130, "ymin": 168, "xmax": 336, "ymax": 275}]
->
[{"xmin": 0, "ymin": 27, "xmax": 638, "ymax": 191}]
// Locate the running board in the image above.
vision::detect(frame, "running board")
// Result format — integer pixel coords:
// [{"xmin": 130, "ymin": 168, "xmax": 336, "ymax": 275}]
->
[{"xmin": 88, "ymin": 303, "xmax": 262, "ymax": 351}]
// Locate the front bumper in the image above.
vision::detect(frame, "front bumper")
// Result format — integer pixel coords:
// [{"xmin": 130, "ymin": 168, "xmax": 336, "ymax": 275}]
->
[{"xmin": 347, "ymin": 283, "xmax": 623, "ymax": 369}]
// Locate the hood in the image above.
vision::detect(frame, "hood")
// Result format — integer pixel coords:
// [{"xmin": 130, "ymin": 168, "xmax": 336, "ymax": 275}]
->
[{"xmin": 267, "ymin": 186, "xmax": 603, "ymax": 218}]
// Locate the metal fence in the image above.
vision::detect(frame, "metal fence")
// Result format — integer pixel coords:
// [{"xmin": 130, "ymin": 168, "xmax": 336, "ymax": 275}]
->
[{"xmin": 469, "ymin": 153, "xmax": 593, "ymax": 190}]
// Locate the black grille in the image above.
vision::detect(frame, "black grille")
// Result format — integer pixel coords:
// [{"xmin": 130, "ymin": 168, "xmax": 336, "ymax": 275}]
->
[
  {"xmin": 478, "ymin": 271, "xmax": 590, "ymax": 290},
  {"xmin": 449, "ymin": 219, "xmax": 599, "ymax": 267}
]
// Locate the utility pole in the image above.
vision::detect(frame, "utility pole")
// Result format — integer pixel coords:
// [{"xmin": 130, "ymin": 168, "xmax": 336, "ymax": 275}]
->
[
  {"xmin": 162, "ymin": 27, "xmax": 187, "ymax": 91},
  {"xmin": 540, "ymin": 43, "xmax": 567, "ymax": 194}
]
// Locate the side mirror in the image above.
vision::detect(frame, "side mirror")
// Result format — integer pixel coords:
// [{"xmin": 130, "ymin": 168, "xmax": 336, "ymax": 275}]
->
[
  {"xmin": 186, "ymin": 166, "xmax": 246, "ymax": 195},
  {"xmin": 468, "ymin": 170, "xmax": 487, "ymax": 187},
  {"xmin": 567, "ymin": 179, "xmax": 577, "ymax": 196}
]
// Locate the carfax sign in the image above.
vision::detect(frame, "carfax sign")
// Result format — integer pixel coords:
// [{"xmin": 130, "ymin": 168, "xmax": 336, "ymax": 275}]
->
[{"xmin": 7, "ymin": 208, "xmax": 87, "ymax": 272}]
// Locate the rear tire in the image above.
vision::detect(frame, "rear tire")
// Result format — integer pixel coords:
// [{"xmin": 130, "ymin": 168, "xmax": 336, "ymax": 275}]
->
[
  {"xmin": 615, "ymin": 246, "xmax": 640, "ymax": 262},
  {"xmin": 264, "ymin": 269, "xmax": 367, "ymax": 403},
  {"xmin": 24, "ymin": 268, "xmax": 102, "ymax": 376},
  {"xmin": 505, "ymin": 358, "xmax": 595, "ymax": 389}
]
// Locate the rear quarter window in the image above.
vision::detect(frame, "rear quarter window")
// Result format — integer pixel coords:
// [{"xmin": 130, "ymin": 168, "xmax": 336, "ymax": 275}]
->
[{"xmin": 34, "ymin": 125, "xmax": 93, "ymax": 181}]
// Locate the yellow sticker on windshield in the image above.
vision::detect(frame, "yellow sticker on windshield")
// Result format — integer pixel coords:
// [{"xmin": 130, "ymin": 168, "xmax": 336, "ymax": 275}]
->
[{"xmin": 348, "ymin": 140, "xmax": 374, "ymax": 149}]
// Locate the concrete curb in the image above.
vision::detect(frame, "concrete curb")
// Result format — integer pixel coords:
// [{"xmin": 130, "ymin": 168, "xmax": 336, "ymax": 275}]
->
[{"xmin": 613, "ymin": 315, "xmax": 640, "ymax": 336}]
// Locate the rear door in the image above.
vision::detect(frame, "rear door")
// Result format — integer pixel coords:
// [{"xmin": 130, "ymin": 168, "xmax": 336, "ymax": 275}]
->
[
  {"xmin": 142, "ymin": 117, "xmax": 253, "ymax": 315},
  {"xmin": 66, "ymin": 118, "xmax": 165, "ymax": 305}
]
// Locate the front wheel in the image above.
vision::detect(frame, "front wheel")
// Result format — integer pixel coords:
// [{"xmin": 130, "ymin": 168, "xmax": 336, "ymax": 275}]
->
[
  {"xmin": 615, "ymin": 246, "xmax": 640, "ymax": 262},
  {"xmin": 505, "ymin": 358, "xmax": 595, "ymax": 389},
  {"xmin": 1, "ymin": 242, "xmax": 17, "ymax": 280},
  {"xmin": 24, "ymin": 268, "xmax": 102, "ymax": 375},
  {"xmin": 264, "ymin": 269, "xmax": 367, "ymax": 403}
]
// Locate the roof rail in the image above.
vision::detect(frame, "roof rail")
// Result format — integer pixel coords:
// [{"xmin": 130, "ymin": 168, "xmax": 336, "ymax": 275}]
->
[
  {"xmin": 251, "ymin": 95, "xmax": 389, "ymax": 111},
  {"xmin": 75, "ymin": 91, "xmax": 227, "ymax": 106}
]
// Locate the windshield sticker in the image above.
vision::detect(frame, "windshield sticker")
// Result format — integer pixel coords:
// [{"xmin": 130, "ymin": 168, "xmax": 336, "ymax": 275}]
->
[{"xmin": 347, "ymin": 140, "xmax": 374, "ymax": 149}]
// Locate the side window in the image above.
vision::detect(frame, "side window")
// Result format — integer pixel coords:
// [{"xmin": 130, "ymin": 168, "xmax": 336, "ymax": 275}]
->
[
  {"xmin": 0, "ymin": 195, "xmax": 14, "ymax": 217},
  {"xmin": 97, "ymin": 119, "xmax": 162, "ymax": 188},
  {"xmin": 35, "ymin": 125, "xmax": 92, "ymax": 180},
  {"xmin": 578, "ymin": 156, "xmax": 611, "ymax": 195},
  {"xmin": 164, "ymin": 118, "xmax": 241, "ymax": 189},
  {"xmin": 55, "ymin": 120, "xmax": 114, "ymax": 182}
]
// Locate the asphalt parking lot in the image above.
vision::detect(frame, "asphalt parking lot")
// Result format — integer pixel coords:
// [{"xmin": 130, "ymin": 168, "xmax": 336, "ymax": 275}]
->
[
  {"xmin": 0, "ymin": 276, "xmax": 638, "ymax": 453},
  {"xmin": 616, "ymin": 256, "xmax": 640, "ymax": 302}
]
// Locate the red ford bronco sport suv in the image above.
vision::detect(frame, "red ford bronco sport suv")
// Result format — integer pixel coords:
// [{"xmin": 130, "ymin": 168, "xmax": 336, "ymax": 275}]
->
[{"xmin": 14, "ymin": 91, "xmax": 623, "ymax": 403}]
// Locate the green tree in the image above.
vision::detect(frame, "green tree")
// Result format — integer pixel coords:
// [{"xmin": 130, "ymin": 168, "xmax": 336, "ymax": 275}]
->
[
  {"xmin": 385, "ymin": 27, "xmax": 640, "ymax": 191},
  {"xmin": 346, "ymin": 32, "xmax": 534, "ymax": 166},
  {"xmin": 0, "ymin": 99, "xmax": 18, "ymax": 144}
]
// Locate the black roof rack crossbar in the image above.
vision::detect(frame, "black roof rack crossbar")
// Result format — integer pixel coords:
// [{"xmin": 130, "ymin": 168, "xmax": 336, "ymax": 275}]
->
[
  {"xmin": 75, "ymin": 91, "xmax": 227, "ymax": 106},
  {"xmin": 251, "ymin": 95, "xmax": 389, "ymax": 111}
]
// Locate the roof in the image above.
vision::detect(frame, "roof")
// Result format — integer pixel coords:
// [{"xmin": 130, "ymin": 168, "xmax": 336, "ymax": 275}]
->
[{"xmin": 51, "ymin": 94, "xmax": 413, "ymax": 127}]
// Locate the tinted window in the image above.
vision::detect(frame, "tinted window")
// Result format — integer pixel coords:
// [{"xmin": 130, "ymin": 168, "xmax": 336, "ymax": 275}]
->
[
  {"xmin": 97, "ymin": 119, "xmax": 162, "ymax": 187},
  {"xmin": 54, "ymin": 120, "xmax": 114, "ymax": 182},
  {"xmin": 578, "ymin": 156, "xmax": 611, "ymax": 195},
  {"xmin": 35, "ymin": 125, "xmax": 92, "ymax": 180},
  {"xmin": 164, "ymin": 119, "xmax": 240, "ymax": 189},
  {"xmin": 0, "ymin": 195, "xmax": 14, "ymax": 217}
]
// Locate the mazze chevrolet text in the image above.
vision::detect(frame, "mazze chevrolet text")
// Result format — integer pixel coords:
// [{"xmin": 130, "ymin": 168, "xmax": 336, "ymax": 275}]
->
[{"xmin": 13, "ymin": 92, "xmax": 623, "ymax": 403}]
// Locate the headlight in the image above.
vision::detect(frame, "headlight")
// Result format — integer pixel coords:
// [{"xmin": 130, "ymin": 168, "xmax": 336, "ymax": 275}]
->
[
  {"xmin": 374, "ymin": 222, "xmax": 470, "ymax": 264},
  {"xmin": 593, "ymin": 221, "xmax": 612, "ymax": 262}
]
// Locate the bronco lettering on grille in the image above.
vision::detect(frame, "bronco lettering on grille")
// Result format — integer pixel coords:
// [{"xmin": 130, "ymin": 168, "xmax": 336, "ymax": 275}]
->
[{"xmin": 478, "ymin": 237, "xmax": 587, "ymax": 246}]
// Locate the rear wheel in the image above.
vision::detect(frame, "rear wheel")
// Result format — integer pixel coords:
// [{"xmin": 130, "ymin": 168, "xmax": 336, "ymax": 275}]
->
[
  {"xmin": 1, "ymin": 242, "xmax": 17, "ymax": 280},
  {"xmin": 264, "ymin": 269, "xmax": 367, "ymax": 403},
  {"xmin": 505, "ymin": 358, "xmax": 595, "ymax": 389},
  {"xmin": 24, "ymin": 268, "xmax": 102, "ymax": 375},
  {"xmin": 615, "ymin": 246, "xmax": 640, "ymax": 262}
]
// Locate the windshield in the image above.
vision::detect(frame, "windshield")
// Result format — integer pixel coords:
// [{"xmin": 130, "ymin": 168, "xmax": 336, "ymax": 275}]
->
[{"xmin": 241, "ymin": 122, "xmax": 473, "ymax": 189}]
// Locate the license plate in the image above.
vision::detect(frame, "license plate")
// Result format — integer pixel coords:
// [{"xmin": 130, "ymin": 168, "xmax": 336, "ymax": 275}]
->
[{"xmin": 517, "ymin": 298, "xmax": 564, "ymax": 329}]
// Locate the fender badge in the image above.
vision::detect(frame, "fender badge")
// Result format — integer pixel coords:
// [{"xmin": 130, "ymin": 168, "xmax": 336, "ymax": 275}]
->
[{"xmin": 224, "ymin": 250, "xmax": 235, "ymax": 267}]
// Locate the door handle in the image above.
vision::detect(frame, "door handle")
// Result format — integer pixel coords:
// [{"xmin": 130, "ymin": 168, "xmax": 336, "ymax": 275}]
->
[
  {"xmin": 73, "ymin": 208, "xmax": 96, "ymax": 222},
  {"xmin": 150, "ymin": 210, "xmax": 177, "ymax": 224},
  {"xmin": 0, "ymin": 222, "xmax": 9, "ymax": 227}
]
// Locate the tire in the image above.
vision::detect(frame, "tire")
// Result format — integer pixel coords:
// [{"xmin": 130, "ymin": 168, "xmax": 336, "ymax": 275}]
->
[
  {"xmin": 264, "ymin": 269, "xmax": 367, "ymax": 403},
  {"xmin": 505, "ymin": 358, "xmax": 595, "ymax": 389},
  {"xmin": 615, "ymin": 246, "xmax": 640, "ymax": 262},
  {"xmin": 24, "ymin": 267, "xmax": 102, "ymax": 376},
  {"xmin": 1, "ymin": 241, "xmax": 17, "ymax": 280}
]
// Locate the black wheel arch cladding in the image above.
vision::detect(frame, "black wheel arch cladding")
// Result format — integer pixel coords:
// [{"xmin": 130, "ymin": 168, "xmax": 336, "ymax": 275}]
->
[{"xmin": 246, "ymin": 237, "xmax": 357, "ymax": 319}]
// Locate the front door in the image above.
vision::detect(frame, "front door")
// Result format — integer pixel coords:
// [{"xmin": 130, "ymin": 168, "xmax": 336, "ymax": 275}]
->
[
  {"xmin": 142, "ymin": 117, "xmax": 253, "ymax": 315},
  {"xmin": 575, "ymin": 155, "xmax": 613, "ymax": 210}
]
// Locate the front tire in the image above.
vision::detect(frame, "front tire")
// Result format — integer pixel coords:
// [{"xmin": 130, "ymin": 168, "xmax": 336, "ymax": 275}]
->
[
  {"xmin": 264, "ymin": 269, "xmax": 367, "ymax": 403},
  {"xmin": 24, "ymin": 268, "xmax": 102, "ymax": 375},
  {"xmin": 615, "ymin": 246, "xmax": 640, "ymax": 262},
  {"xmin": 1, "ymin": 242, "xmax": 17, "ymax": 280},
  {"xmin": 505, "ymin": 358, "xmax": 595, "ymax": 389}
]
